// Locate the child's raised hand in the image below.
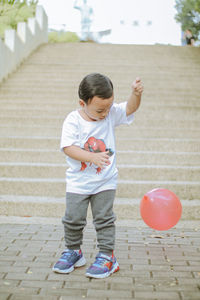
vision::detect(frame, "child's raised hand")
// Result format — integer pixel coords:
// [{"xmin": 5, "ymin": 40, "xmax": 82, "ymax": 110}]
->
[{"xmin": 132, "ymin": 77, "xmax": 144, "ymax": 96}]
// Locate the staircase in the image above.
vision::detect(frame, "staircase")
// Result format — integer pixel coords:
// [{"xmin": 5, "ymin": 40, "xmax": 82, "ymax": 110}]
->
[{"xmin": 0, "ymin": 43, "xmax": 200, "ymax": 220}]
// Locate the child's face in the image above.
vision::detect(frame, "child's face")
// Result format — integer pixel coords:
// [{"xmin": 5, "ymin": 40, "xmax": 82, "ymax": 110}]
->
[{"xmin": 80, "ymin": 95, "xmax": 114, "ymax": 121}]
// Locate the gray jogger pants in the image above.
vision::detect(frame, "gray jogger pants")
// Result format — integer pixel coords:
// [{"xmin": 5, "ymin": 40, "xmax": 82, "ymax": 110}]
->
[{"xmin": 62, "ymin": 189, "xmax": 116, "ymax": 255}]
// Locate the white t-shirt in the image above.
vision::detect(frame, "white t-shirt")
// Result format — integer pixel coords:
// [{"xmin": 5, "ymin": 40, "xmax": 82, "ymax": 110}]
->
[{"xmin": 60, "ymin": 101, "xmax": 134, "ymax": 194}]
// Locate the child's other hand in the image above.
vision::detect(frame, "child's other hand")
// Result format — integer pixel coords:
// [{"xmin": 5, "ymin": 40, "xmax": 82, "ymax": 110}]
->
[
  {"xmin": 90, "ymin": 151, "xmax": 110, "ymax": 169},
  {"xmin": 132, "ymin": 77, "xmax": 144, "ymax": 96}
]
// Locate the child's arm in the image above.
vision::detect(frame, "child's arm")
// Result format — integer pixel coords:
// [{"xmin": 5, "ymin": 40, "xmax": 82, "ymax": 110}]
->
[
  {"xmin": 63, "ymin": 145, "xmax": 110, "ymax": 169},
  {"xmin": 126, "ymin": 77, "xmax": 143, "ymax": 116}
]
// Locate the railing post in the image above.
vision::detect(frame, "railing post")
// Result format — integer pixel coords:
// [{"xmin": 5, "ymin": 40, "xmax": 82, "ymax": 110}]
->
[{"xmin": 0, "ymin": 5, "xmax": 48, "ymax": 83}]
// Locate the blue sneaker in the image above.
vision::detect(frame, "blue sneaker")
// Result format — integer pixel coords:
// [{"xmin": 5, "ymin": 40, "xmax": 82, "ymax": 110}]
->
[
  {"xmin": 85, "ymin": 252, "xmax": 119, "ymax": 278},
  {"xmin": 52, "ymin": 249, "xmax": 86, "ymax": 274}
]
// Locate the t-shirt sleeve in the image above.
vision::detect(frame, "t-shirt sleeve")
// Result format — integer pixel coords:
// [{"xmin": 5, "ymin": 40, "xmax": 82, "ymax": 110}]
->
[
  {"xmin": 60, "ymin": 112, "xmax": 79, "ymax": 151},
  {"xmin": 110, "ymin": 102, "xmax": 134, "ymax": 127}
]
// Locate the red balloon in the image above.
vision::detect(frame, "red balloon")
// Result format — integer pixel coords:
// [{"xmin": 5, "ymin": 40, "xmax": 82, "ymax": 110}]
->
[{"xmin": 140, "ymin": 188, "xmax": 182, "ymax": 231}]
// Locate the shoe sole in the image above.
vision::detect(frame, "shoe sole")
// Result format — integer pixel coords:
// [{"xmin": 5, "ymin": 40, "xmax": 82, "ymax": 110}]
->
[
  {"xmin": 85, "ymin": 261, "xmax": 120, "ymax": 279},
  {"xmin": 52, "ymin": 256, "xmax": 86, "ymax": 274}
]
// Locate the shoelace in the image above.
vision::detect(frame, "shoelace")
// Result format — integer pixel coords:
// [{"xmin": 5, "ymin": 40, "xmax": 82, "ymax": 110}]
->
[
  {"xmin": 95, "ymin": 256, "xmax": 110, "ymax": 267},
  {"xmin": 61, "ymin": 251, "xmax": 76, "ymax": 261}
]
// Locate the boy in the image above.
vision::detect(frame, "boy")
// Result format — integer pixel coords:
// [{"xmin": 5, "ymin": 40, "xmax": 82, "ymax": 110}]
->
[{"xmin": 53, "ymin": 73, "xmax": 143, "ymax": 278}]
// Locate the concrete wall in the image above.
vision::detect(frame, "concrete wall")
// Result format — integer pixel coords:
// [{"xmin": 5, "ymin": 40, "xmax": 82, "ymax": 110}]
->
[{"xmin": 0, "ymin": 5, "xmax": 48, "ymax": 83}]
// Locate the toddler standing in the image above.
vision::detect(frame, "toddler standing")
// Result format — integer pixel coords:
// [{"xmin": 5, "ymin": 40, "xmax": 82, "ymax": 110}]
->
[{"xmin": 53, "ymin": 73, "xmax": 143, "ymax": 278}]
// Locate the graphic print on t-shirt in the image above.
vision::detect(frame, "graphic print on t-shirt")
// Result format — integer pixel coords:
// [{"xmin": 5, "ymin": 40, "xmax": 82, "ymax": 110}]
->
[{"xmin": 80, "ymin": 136, "xmax": 114, "ymax": 174}]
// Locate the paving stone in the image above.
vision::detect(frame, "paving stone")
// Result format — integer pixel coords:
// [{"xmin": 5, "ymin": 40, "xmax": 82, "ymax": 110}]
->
[
  {"xmin": 107, "ymin": 298, "xmax": 132, "ymax": 300},
  {"xmin": 0, "ymin": 294, "xmax": 11, "ymax": 300},
  {"xmin": 173, "ymin": 265, "xmax": 200, "ymax": 272},
  {"xmin": 47, "ymin": 273, "xmax": 89, "ymax": 282},
  {"xmin": 10, "ymin": 296, "xmax": 59, "ymax": 300},
  {"xmin": 0, "ymin": 222, "xmax": 200, "ymax": 300},
  {"xmin": 152, "ymin": 271, "xmax": 193, "ymax": 278},
  {"xmin": 156, "ymin": 285, "xmax": 200, "ymax": 292},
  {"xmin": 0, "ymin": 286, "xmax": 39, "ymax": 295},
  {"xmin": 134, "ymin": 291, "xmax": 180, "ymax": 299},
  {"xmin": 180, "ymin": 292, "xmax": 200, "ymax": 300},
  {"xmin": 87, "ymin": 288, "xmax": 132, "ymax": 298},
  {"xmin": 0, "ymin": 273, "xmax": 6, "ymax": 279},
  {"xmin": 5, "ymin": 272, "xmax": 47, "ymax": 281},
  {"xmin": 131, "ymin": 264, "xmax": 172, "ymax": 271},
  {"xmin": 19, "ymin": 280, "xmax": 63, "ymax": 289},
  {"xmin": 133, "ymin": 284, "xmax": 154, "ymax": 291},
  {"xmin": 0, "ymin": 266, "xmax": 28, "ymax": 273},
  {"xmin": 132, "ymin": 271, "xmax": 151, "ymax": 278},
  {"xmin": 105, "ymin": 276, "xmax": 133, "ymax": 284},
  {"xmin": 63, "ymin": 280, "xmax": 107, "ymax": 289},
  {"xmin": 59, "ymin": 297, "xmax": 104, "ymax": 300},
  {"xmin": 40, "ymin": 287, "xmax": 87, "ymax": 297},
  {"xmin": 0, "ymin": 279, "xmax": 19, "ymax": 287},
  {"xmin": 177, "ymin": 278, "xmax": 200, "ymax": 285},
  {"xmin": 0, "ymin": 261, "xmax": 14, "ymax": 266}
]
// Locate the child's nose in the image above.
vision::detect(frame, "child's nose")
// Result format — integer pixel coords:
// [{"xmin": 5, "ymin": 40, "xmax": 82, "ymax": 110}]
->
[
  {"xmin": 102, "ymin": 112, "xmax": 108, "ymax": 118},
  {"xmin": 103, "ymin": 108, "xmax": 110, "ymax": 117}
]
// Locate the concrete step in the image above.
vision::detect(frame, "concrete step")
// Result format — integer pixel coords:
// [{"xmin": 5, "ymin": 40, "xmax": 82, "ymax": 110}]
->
[
  {"xmin": 3, "ymin": 67, "xmax": 200, "ymax": 81},
  {"xmin": 2, "ymin": 64, "xmax": 200, "ymax": 76},
  {"xmin": 5, "ymin": 73, "xmax": 199, "ymax": 86},
  {"xmin": 1, "ymin": 106, "xmax": 200, "ymax": 120},
  {"xmin": 1, "ymin": 116, "xmax": 199, "ymax": 130},
  {"xmin": 0, "ymin": 177, "xmax": 199, "ymax": 199},
  {"xmin": 4, "ymin": 77, "xmax": 198, "ymax": 87},
  {"xmin": 1, "ymin": 98, "xmax": 200, "ymax": 109},
  {"xmin": 0, "ymin": 96, "xmax": 199, "ymax": 107},
  {"xmin": 1, "ymin": 69, "xmax": 200, "ymax": 84},
  {"xmin": 0, "ymin": 116, "xmax": 64, "ymax": 127},
  {"xmin": 116, "ymin": 150, "xmax": 200, "ymax": 166},
  {"xmin": 116, "ymin": 128, "xmax": 200, "ymax": 139},
  {"xmin": 11, "ymin": 64, "xmax": 200, "ymax": 75},
  {"xmin": 1, "ymin": 81, "xmax": 200, "ymax": 91},
  {"xmin": 0, "ymin": 136, "xmax": 199, "ymax": 152},
  {"xmin": 0, "ymin": 163, "xmax": 200, "ymax": 181},
  {"xmin": 0, "ymin": 149, "xmax": 63, "ymax": 163},
  {"xmin": 25, "ymin": 41, "xmax": 200, "ymax": 52},
  {"xmin": 0, "ymin": 42, "xmax": 200, "ymax": 219},
  {"xmin": 1, "ymin": 149, "xmax": 199, "ymax": 166},
  {"xmin": 1, "ymin": 125, "xmax": 200, "ymax": 139},
  {"xmin": 0, "ymin": 195, "xmax": 199, "ymax": 220},
  {"xmin": 18, "ymin": 55, "xmax": 200, "ymax": 67},
  {"xmin": 6, "ymin": 56, "xmax": 200, "ymax": 67}
]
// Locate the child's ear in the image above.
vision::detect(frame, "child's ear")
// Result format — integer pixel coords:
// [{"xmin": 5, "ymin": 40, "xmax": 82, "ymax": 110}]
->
[{"xmin": 79, "ymin": 99, "xmax": 85, "ymax": 107}]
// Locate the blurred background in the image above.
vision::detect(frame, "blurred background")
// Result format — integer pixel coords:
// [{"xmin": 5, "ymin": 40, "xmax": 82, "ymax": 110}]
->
[
  {"xmin": 1, "ymin": 0, "xmax": 199, "ymax": 46},
  {"xmin": 0, "ymin": 0, "xmax": 200, "ymax": 230},
  {"xmin": 38, "ymin": 0, "xmax": 182, "ymax": 45}
]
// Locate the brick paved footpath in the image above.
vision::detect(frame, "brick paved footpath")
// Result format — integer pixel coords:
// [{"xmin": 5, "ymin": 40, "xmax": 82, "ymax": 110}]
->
[{"xmin": 0, "ymin": 219, "xmax": 200, "ymax": 300}]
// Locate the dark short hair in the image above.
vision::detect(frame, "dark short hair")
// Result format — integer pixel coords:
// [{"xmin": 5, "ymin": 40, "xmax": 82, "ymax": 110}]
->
[{"xmin": 78, "ymin": 73, "xmax": 113, "ymax": 104}]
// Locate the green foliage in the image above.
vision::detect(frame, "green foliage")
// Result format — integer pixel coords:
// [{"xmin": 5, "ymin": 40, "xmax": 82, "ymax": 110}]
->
[
  {"xmin": 0, "ymin": 0, "xmax": 38, "ymax": 39},
  {"xmin": 0, "ymin": 1, "xmax": 38, "ymax": 5},
  {"xmin": 175, "ymin": 0, "xmax": 200, "ymax": 39},
  {"xmin": 48, "ymin": 31, "xmax": 80, "ymax": 43},
  {"xmin": 0, "ymin": 23, "xmax": 12, "ymax": 39},
  {"xmin": 0, "ymin": 1, "xmax": 18, "ymax": 4}
]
